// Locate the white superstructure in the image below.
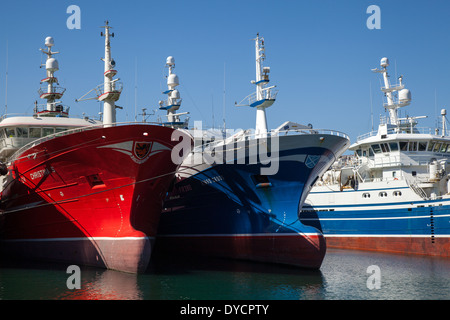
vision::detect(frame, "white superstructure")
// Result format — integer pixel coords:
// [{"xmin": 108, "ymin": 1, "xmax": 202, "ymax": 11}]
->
[
  {"xmin": 302, "ymin": 59, "xmax": 450, "ymax": 258},
  {"xmin": 0, "ymin": 37, "xmax": 101, "ymax": 165},
  {"xmin": 307, "ymin": 58, "xmax": 450, "ymax": 203}
]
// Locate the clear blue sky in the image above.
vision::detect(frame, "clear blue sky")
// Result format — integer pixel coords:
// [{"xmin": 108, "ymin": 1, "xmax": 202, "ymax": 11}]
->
[{"xmin": 1, "ymin": 0, "xmax": 450, "ymax": 142}]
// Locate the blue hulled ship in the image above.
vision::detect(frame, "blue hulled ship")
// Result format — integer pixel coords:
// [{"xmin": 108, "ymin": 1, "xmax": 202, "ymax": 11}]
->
[
  {"xmin": 302, "ymin": 58, "xmax": 450, "ymax": 257},
  {"xmin": 156, "ymin": 34, "xmax": 350, "ymax": 269}
]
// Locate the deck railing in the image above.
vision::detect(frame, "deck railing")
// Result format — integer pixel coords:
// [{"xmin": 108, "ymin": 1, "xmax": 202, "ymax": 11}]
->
[{"xmin": 357, "ymin": 127, "xmax": 450, "ymax": 142}]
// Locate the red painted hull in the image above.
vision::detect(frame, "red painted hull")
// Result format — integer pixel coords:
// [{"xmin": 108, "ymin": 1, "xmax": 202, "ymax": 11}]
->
[
  {"xmin": 324, "ymin": 236, "xmax": 450, "ymax": 258},
  {"xmin": 156, "ymin": 234, "xmax": 326, "ymax": 269},
  {"xmin": 0, "ymin": 124, "xmax": 189, "ymax": 273}
]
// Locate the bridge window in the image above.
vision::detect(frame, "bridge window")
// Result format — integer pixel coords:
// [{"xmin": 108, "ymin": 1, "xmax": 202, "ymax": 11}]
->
[
  {"xmin": 389, "ymin": 142, "xmax": 399, "ymax": 151},
  {"xmin": 371, "ymin": 144, "xmax": 381, "ymax": 153},
  {"xmin": 42, "ymin": 127, "xmax": 55, "ymax": 137},
  {"xmin": 5, "ymin": 128, "xmax": 15, "ymax": 137},
  {"xmin": 29, "ymin": 128, "xmax": 41, "ymax": 138},
  {"xmin": 427, "ymin": 141, "xmax": 436, "ymax": 152},
  {"xmin": 408, "ymin": 141, "xmax": 417, "ymax": 151},
  {"xmin": 16, "ymin": 127, "xmax": 28, "ymax": 138},
  {"xmin": 400, "ymin": 142, "xmax": 408, "ymax": 151},
  {"xmin": 55, "ymin": 127, "xmax": 67, "ymax": 134},
  {"xmin": 418, "ymin": 142, "xmax": 427, "ymax": 151},
  {"xmin": 433, "ymin": 143, "xmax": 442, "ymax": 152},
  {"xmin": 441, "ymin": 144, "xmax": 448, "ymax": 153},
  {"xmin": 380, "ymin": 143, "xmax": 390, "ymax": 153}
]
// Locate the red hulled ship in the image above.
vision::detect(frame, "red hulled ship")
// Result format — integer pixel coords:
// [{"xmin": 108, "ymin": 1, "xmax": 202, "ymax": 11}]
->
[{"xmin": 0, "ymin": 22, "xmax": 190, "ymax": 273}]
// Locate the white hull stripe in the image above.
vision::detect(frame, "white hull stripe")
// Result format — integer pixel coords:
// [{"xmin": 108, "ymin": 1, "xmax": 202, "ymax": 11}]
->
[
  {"xmin": 324, "ymin": 234, "xmax": 450, "ymax": 238},
  {"xmin": 310, "ymin": 213, "xmax": 450, "ymax": 221},
  {"xmin": 158, "ymin": 233, "xmax": 321, "ymax": 237},
  {"xmin": 307, "ymin": 197, "xmax": 450, "ymax": 209},
  {"xmin": 3, "ymin": 236, "xmax": 153, "ymax": 242}
]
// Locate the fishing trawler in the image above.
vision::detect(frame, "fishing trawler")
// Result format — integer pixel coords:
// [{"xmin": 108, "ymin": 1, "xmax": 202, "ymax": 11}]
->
[
  {"xmin": 302, "ymin": 58, "xmax": 450, "ymax": 257},
  {"xmin": 156, "ymin": 34, "xmax": 350, "ymax": 269},
  {"xmin": 0, "ymin": 22, "xmax": 190, "ymax": 273}
]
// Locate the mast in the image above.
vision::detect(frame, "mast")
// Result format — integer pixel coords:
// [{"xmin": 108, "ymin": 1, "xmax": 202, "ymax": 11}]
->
[
  {"xmin": 235, "ymin": 33, "xmax": 278, "ymax": 137},
  {"xmin": 38, "ymin": 37, "xmax": 67, "ymax": 116},
  {"xmin": 99, "ymin": 21, "xmax": 121, "ymax": 126},
  {"xmin": 158, "ymin": 56, "xmax": 189, "ymax": 128},
  {"xmin": 372, "ymin": 57, "xmax": 411, "ymax": 128},
  {"xmin": 442, "ymin": 109, "xmax": 448, "ymax": 136},
  {"xmin": 254, "ymin": 33, "xmax": 267, "ymax": 136},
  {"xmin": 75, "ymin": 21, "xmax": 123, "ymax": 122}
]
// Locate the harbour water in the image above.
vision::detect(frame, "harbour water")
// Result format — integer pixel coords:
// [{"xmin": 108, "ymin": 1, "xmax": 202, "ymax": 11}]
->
[{"xmin": 0, "ymin": 248, "xmax": 448, "ymax": 301}]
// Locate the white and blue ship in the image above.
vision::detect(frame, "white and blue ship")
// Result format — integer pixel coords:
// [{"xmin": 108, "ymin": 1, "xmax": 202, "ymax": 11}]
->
[
  {"xmin": 156, "ymin": 34, "xmax": 350, "ymax": 269},
  {"xmin": 302, "ymin": 58, "xmax": 450, "ymax": 257}
]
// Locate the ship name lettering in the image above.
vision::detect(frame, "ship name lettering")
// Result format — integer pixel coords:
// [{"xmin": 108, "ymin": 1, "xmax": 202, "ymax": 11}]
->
[
  {"xmin": 29, "ymin": 167, "xmax": 55, "ymax": 180},
  {"xmin": 201, "ymin": 175, "xmax": 224, "ymax": 185},
  {"xmin": 178, "ymin": 184, "xmax": 192, "ymax": 193}
]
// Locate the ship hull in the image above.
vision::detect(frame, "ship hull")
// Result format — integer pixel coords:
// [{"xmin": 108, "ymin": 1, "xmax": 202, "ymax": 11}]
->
[
  {"xmin": 302, "ymin": 183, "xmax": 450, "ymax": 257},
  {"xmin": 157, "ymin": 133, "xmax": 349, "ymax": 269},
  {"xmin": 0, "ymin": 124, "xmax": 187, "ymax": 273}
]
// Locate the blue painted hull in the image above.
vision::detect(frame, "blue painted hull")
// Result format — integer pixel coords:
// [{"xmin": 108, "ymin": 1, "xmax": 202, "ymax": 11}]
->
[
  {"xmin": 300, "ymin": 198, "xmax": 450, "ymax": 257},
  {"xmin": 157, "ymin": 134, "xmax": 349, "ymax": 269}
]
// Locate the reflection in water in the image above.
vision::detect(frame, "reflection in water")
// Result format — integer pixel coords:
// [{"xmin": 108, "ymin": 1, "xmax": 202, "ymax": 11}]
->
[
  {"xmin": 0, "ymin": 261, "xmax": 143, "ymax": 300},
  {"xmin": 144, "ymin": 253, "xmax": 325, "ymax": 300},
  {"xmin": 1, "ymin": 249, "xmax": 449, "ymax": 300},
  {"xmin": 320, "ymin": 249, "xmax": 450, "ymax": 300},
  {"xmin": 58, "ymin": 269, "xmax": 143, "ymax": 300}
]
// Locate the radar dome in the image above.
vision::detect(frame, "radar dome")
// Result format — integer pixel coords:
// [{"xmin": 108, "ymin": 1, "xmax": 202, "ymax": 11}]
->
[
  {"xmin": 170, "ymin": 89, "xmax": 180, "ymax": 99},
  {"xmin": 399, "ymin": 88, "xmax": 411, "ymax": 103},
  {"xmin": 441, "ymin": 109, "xmax": 447, "ymax": 116},
  {"xmin": 167, "ymin": 73, "xmax": 179, "ymax": 88},
  {"xmin": 380, "ymin": 57, "xmax": 389, "ymax": 68},
  {"xmin": 166, "ymin": 56, "xmax": 175, "ymax": 66},
  {"xmin": 46, "ymin": 58, "xmax": 59, "ymax": 72},
  {"xmin": 45, "ymin": 37, "xmax": 54, "ymax": 47}
]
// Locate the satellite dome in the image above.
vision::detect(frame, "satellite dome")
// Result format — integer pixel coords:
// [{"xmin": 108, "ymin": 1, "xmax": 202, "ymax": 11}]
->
[
  {"xmin": 170, "ymin": 89, "xmax": 180, "ymax": 99},
  {"xmin": 398, "ymin": 88, "xmax": 411, "ymax": 103},
  {"xmin": 167, "ymin": 73, "xmax": 179, "ymax": 88},
  {"xmin": 166, "ymin": 56, "xmax": 175, "ymax": 66},
  {"xmin": 380, "ymin": 57, "xmax": 389, "ymax": 68},
  {"xmin": 45, "ymin": 36, "xmax": 54, "ymax": 47},
  {"xmin": 46, "ymin": 57, "xmax": 59, "ymax": 72}
]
